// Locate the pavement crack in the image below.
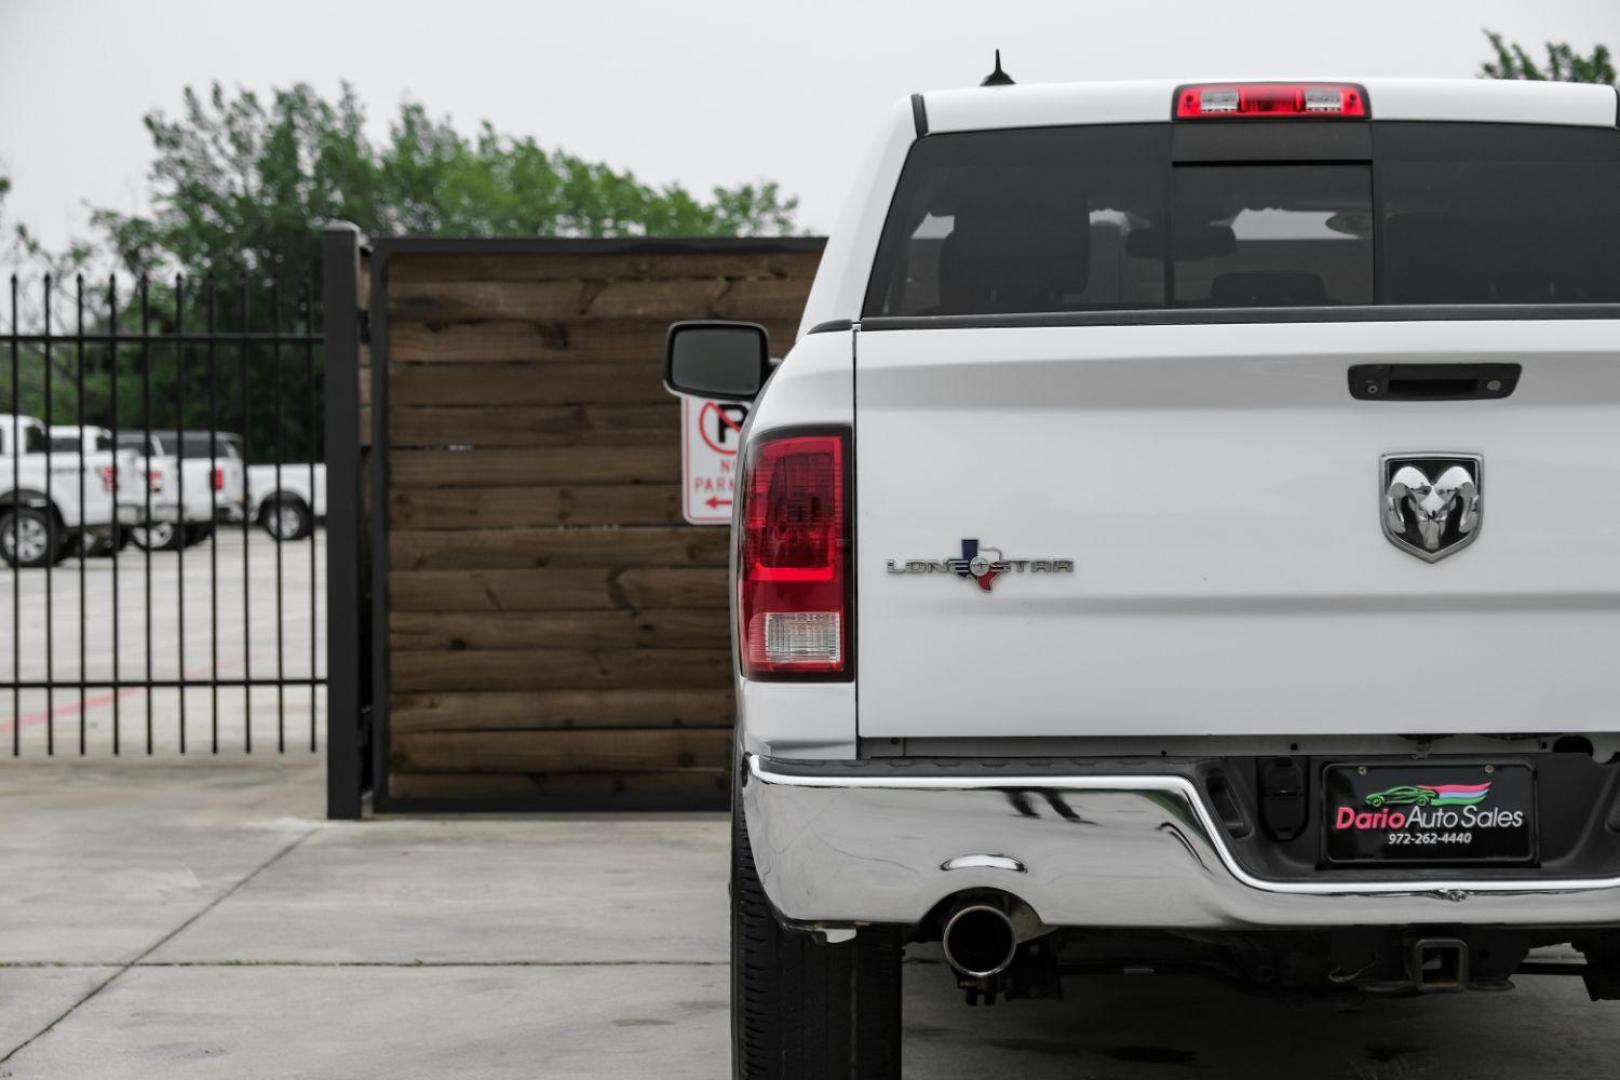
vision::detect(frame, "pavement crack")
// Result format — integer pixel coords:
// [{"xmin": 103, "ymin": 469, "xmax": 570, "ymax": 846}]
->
[{"xmin": 0, "ymin": 826, "xmax": 317, "ymax": 1066}]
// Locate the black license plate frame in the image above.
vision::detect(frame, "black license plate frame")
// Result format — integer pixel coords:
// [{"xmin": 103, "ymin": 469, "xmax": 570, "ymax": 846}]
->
[{"xmin": 1322, "ymin": 763, "xmax": 1537, "ymax": 867}]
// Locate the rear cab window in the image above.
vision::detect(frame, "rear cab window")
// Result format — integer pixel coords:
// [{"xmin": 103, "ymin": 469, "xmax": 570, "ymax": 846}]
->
[
  {"xmin": 179, "ymin": 434, "xmax": 228, "ymax": 457},
  {"xmin": 117, "ymin": 434, "xmax": 163, "ymax": 456},
  {"xmin": 863, "ymin": 122, "xmax": 1620, "ymax": 319}
]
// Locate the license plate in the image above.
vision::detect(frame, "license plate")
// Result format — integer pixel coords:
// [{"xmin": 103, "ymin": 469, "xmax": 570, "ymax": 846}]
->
[{"xmin": 1322, "ymin": 764, "xmax": 1536, "ymax": 866}]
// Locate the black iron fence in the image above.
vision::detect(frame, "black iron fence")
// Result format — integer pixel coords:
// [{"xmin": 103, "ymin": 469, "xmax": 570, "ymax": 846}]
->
[{"xmin": 3, "ymin": 269, "xmax": 327, "ymax": 756}]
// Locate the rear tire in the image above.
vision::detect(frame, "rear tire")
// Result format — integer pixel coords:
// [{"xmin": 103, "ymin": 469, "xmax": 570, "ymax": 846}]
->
[
  {"xmin": 129, "ymin": 522, "xmax": 182, "ymax": 551},
  {"xmin": 732, "ymin": 778, "xmax": 902, "ymax": 1079},
  {"xmin": 81, "ymin": 526, "xmax": 125, "ymax": 558},
  {"xmin": 261, "ymin": 497, "xmax": 313, "ymax": 542},
  {"xmin": 0, "ymin": 507, "xmax": 58, "ymax": 569}
]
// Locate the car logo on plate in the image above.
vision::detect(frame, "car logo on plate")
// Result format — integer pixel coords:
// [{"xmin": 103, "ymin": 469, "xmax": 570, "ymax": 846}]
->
[
  {"xmin": 885, "ymin": 538, "xmax": 1074, "ymax": 593},
  {"xmin": 1363, "ymin": 783, "xmax": 1491, "ymax": 809},
  {"xmin": 1381, "ymin": 454, "xmax": 1482, "ymax": 563}
]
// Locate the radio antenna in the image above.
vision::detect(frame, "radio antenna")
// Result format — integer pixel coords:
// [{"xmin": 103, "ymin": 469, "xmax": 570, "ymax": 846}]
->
[{"xmin": 981, "ymin": 49, "xmax": 1015, "ymax": 87}]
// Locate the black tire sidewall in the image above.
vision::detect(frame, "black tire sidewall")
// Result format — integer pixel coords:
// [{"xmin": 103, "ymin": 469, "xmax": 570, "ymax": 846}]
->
[
  {"xmin": 0, "ymin": 507, "xmax": 56, "ymax": 569},
  {"xmin": 731, "ymin": 766, "xmax": 902, "ymax": 1080},
  {"xmin": 264, "ymin": 499, "xmax": 312, "ymax": 541},
  {"xmin": 132, "ymin": 522, "xmax": 181, "ymax": 551}
]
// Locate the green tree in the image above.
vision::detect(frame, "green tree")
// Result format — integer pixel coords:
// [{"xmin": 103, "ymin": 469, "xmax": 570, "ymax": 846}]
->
[
  {"xmin": 1481, "ymin": 31, "xmax": 1617, "ymax": 85},
  {"xmin": 8, "ymin": 84, "xmax": 801, "ymax": 460},
  {"xmin": 3, "ymin": 172, "xmax": 104, "ymax": 428},
  {"xmin": 93, "ymin": 83, "xmax": 799, "ymax": 281}
]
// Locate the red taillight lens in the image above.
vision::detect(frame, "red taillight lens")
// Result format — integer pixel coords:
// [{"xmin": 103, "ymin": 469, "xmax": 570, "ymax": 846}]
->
[
  {"xmin": 212, "ymin": 468, "xmax": 225, "ymax": 491},
  {"xmin": 98, "ymin": 466, "xmax": 115, "ymax": 492},
  {"xmin": 1174, "ymin": 83, "xmax": 1368, "ymax": 120},
  {"xmin": 738, "ymin": 432, "xmax": 849, "ymax": 679},
  {"xmin": 147, "ymin": 469, "xmax": 164, "ymax": 493}
]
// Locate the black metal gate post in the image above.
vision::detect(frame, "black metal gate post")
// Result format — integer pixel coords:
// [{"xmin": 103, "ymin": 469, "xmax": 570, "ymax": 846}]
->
[{"xmin": 322, "ymin": 224, "xmax": 369, "ymax": 819}]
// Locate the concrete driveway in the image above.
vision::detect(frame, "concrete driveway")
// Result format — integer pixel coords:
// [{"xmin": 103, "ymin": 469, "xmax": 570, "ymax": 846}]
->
[{"xmin": 1, "ymin": 762, "xmax": 1615, "ymax": 1078}]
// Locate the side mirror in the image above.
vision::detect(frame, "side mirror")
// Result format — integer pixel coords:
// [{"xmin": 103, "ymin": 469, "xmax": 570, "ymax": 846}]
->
[{"xmin": 665, "ymin": 321, "xmax": 772, "ymax": 401}]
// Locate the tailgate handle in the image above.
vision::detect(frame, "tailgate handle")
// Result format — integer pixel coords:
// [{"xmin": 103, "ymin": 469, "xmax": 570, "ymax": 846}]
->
[{"xmin": 1349, "ymin": 363, "xmax": 1520, "ymax": 401}]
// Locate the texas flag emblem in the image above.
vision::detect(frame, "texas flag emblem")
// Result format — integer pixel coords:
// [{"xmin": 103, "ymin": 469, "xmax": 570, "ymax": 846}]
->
[{"xmin": 955, "ymin": 538, "xmax": 1005, "ymax": 592}]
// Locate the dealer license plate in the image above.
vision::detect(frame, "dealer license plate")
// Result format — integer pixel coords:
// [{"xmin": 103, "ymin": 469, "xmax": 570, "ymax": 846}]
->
[{"xmin": 1322, "ymin": 764, "xmax": 1536, "ymax": 866}]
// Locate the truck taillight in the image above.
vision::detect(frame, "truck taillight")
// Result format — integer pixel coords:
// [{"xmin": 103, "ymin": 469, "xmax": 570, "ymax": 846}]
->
[
  {"xmin": 212, "ymin": 468, "xmax": 225, "ymax": 491},
  {"xmin": 1174, "ymin": 82, "xmax": 1368, "ymax": 119},
  {"xmin": 98, "ymin": 466, "xmax": 115, "ymax": 492},
  {"xmin": 147, "ymin": 469, "xmax": 164, "ymax": 493},
  {"xmin": 738, "ymin": 431, "xmax": 850, "ymax": 679}
]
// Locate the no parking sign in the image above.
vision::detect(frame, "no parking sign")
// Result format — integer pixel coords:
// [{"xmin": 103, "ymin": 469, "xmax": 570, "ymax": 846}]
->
[{"xmin": 681, "ymin": 395, "xmax": 749, "ymax": 524}]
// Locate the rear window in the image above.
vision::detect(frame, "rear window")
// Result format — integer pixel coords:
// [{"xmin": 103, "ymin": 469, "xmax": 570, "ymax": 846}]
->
[
  {"xmin": 179, "ymin": 434, "xmax": 231, "ymax": 458},
  {"xmin": 117, "ymin": 433, "xmax": 161, "ymax": 456},
  {"xmin": 1170, "ymin": 164, "xmax": 1372, "ymax": 306},
  {"xmin": 49, "ymin": 433, "xmax": 112, "ymax": 453},
  {"xmin": 867, "ymin": 126, "xmax": 1167, "ymax": 315},
  {"xmin": 864, "ymin": 122, "xmax": 1620, "ymax": 317},
  {"xmin": 1379, "ymin": 125, "xmax": 1620, "ymax": 304}
]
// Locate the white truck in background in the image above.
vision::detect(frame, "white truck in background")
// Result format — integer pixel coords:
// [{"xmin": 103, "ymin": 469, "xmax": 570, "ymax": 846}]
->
[
  {"xmin": 1, "ymin": 416, "xmax": 138, "ymax": 567},
  {"xmin": 45, "ymin": 425, "xmax": 146, "ymax": 555},
  {"xmin": 209, "ymin": 432, "xmax": 324, "ymax": 541},
  {"xmin": 113, "ymin": 429, "xmax": 247, "ymax": 550},
  {"xmin": 245, "ymin": 461, "xmax": 325, "ymax": 541}
]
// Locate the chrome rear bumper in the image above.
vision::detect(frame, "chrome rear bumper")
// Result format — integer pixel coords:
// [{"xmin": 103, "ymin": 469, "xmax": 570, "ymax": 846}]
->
[{"xmin": 741, "ymin": 754, "xmax": 1620, "ymax": 930}]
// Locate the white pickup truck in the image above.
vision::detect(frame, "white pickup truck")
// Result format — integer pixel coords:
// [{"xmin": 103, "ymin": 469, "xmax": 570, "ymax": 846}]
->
[
  {"xmin": 46, "ymin": 425, "xmax": 147, "ymax": 555},
  {"xmin": 113, "ymin": 429, "xmax": 247, "ymax": 550},
  {"xmin": 1, "ymin": 416, "xmax": 139, "ymax": 567},
  {"xmin": 205, "ymin": 434, "xmax": 325, "ymax": 541},
  {"xmin": 246, "ymin": 462, "xmax": 325, "ymax": 541},
  {"xmin": 665, "ymin": 77, "xmax": 1620, "ymax": 1074}
]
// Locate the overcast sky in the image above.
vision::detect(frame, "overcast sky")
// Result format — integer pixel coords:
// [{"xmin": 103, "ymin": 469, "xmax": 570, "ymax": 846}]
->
[{"xmin": 1, "ymin": 0, "xmax": 1615, "ymax": 249}]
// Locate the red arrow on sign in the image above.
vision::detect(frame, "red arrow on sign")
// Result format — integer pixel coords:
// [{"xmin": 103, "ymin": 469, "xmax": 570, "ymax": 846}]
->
[{"xmin": 705, "ymin": 497, "xmax": 733, "ymax": 509}]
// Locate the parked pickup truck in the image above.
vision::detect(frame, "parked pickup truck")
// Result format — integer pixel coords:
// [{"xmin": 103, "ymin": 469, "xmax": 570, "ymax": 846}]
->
[
  {"xmin": 1, "ymin": 416, "xmax": 140, "ymax": 567},
  {"xmin": 246, "ymin": 461, "xmax": 325, "ymax": 541},
  {"xmin": 114, "ymin": 429, "xmax": 247, "ymax": 550},
  {"xmin": 46, "ymin": 425, "xmax": 146, "ymax": 555},
  {"xmin": 665, "ymin": 77, "xmax": 1620, "ymax": 1074}
]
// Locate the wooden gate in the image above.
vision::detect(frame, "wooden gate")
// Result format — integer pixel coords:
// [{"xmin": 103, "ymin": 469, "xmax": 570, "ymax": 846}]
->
[{"xmin": 331, "ymin": 235, "xmax": 822, "ymax": 811}]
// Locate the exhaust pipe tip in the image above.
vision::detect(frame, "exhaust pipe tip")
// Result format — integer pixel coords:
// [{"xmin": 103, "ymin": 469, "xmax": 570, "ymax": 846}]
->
[{"xmin": 942, "ymin": 903, "xmax": 1019, "ymax": 979}]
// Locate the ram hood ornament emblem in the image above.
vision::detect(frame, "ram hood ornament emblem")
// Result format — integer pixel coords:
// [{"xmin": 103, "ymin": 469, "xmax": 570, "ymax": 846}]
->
[{"xmin": 1381, "ymin": 454, "xmax": 1482, "ymax": 563}]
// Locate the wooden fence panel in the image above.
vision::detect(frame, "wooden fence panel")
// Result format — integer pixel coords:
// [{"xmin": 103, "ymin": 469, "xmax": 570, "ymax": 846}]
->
[
  {"xmin": 373, "ymin": 238, "xmax": 823, "ymax": 807},
  {"xmin": 389, "ymin": 486, "xmax": 683, "ymax": 530}
]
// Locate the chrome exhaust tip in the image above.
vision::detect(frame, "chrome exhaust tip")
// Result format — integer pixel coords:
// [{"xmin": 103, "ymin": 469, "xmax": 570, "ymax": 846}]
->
[{"xmin": 942, "ymin": 902, "xmax": 1019, "ymax": 979}]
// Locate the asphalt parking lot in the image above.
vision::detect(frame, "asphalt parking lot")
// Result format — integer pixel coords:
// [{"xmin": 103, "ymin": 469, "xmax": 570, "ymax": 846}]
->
[
  {"xmin": 0, "ymin": 528, "xmax": 324, "ymax": 758},
  {"xmin": 1, "ymin": 762, "xmax": 1617, "ymax": 1079}
]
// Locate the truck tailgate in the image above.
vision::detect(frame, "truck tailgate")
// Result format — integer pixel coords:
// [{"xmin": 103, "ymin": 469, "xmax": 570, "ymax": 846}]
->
[{"xmin": 854, "ymin": 318, "xmax": 1620, "ymax": 739}]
